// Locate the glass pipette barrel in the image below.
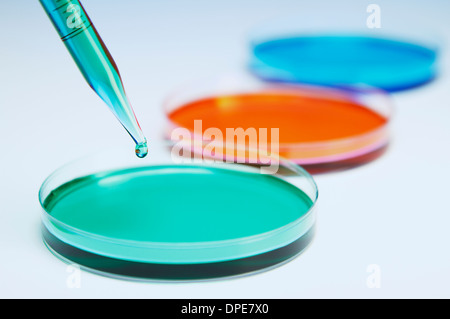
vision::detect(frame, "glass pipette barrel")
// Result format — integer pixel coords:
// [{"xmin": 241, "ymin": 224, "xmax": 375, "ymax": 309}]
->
[{"xmin": 39, "ymin": 0, "xmax": 148, "ymax": 158}]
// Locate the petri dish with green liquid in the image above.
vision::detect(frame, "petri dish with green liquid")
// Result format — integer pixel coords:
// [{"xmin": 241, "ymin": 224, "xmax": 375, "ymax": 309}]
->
[{"xmin": 39, "ymin": 142, "xmax": 318, "ymax": 281}]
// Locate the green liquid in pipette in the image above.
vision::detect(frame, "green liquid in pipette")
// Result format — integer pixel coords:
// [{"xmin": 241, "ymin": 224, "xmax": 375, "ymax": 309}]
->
[{"xmin": 39, "ymin": 0, "xmax": 148, "ymax": 158}]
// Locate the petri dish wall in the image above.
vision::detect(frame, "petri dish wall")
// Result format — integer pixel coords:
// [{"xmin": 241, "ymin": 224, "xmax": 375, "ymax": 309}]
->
[
  {"xmin": 39, "ymin": 141, "xmax": 318, "ymax": 281},
  {"xmin": 164, "ymin": 73, "xmax": 392, "ymax": 174},
  {"xmin": 248, "ymin": 13, "xmax": 440, "ymax": 92}
]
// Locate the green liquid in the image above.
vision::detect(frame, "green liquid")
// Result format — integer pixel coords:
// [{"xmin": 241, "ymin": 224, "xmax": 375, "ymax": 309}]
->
[
  {"xmin": 44, "ymin": 166, "xmax": 313, "ymax": 243},
  {"xmin": 42, "ymin": 165, "xmax": 315, "ymax": 280},
  {"xmin": 135, "ymin": 140, "xmax": 148, "ymax": 158}
]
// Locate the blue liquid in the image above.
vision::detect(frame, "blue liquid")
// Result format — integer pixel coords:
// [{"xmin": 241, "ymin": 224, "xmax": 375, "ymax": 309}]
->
[{"xmin": 251, "ymin": 35, "xmax": 438, "ymax": 91}]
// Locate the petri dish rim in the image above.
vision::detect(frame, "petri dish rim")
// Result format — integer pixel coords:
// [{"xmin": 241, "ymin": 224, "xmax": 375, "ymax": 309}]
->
[
  {"xmin": 246, "ymin": 11, "xmax": 443, "ymax": 51},
  {"xmin": 41, "ymin": 227, "xmax": 316, "ymax": 283}
]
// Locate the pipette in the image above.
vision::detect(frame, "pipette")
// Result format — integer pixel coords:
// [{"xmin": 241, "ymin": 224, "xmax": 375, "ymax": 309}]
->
[{"xmin": 39, "ymin": 0, "xmax": 148, "ymax": 158}]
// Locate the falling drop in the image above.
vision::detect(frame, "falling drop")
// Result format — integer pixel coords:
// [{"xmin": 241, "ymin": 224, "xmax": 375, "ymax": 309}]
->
[{"xmin": 135, "ymin": 140, "xmax": 148, "ymax": 158}]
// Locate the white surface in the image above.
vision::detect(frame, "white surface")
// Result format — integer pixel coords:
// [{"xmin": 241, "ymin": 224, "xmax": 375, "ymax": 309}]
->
[{"xmin": 1, "ymin": 0, "xmax": 450, "ymax": 298}]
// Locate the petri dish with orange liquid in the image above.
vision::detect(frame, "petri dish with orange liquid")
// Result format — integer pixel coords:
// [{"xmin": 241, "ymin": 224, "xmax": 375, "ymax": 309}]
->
[{"xmin": 164, "ymin": 73, "xmax": 392, "ymax": 173}]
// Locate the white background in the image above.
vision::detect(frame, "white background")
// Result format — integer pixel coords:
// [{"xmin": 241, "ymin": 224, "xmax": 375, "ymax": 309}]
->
[{"xmin": 1, "ymin": 0, "xmax": 449, "ymax": 298}]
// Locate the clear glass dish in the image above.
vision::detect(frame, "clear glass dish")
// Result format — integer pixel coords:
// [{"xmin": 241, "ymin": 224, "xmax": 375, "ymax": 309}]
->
[
  {"xmin": 163, "ymin": 72, "xmax": 392, "ymax": 174},
  {"xmin": 39, "ymin": 141, "xmax": 318, "ymax": 281}
]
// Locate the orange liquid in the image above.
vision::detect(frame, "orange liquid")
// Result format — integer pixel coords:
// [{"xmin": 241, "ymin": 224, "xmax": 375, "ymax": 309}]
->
[
  {"xmin": 168, "ymin": 92, "xmax": 387, "ymax": 144},
  {"xmin": 167, "ymin": 91, "xmax": 389, "ymax": 170}
]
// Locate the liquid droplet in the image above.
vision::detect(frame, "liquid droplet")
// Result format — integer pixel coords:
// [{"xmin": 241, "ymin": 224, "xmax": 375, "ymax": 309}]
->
[{"xmin": 135, "ymin": 140, "xmax": 148, "ymax": 158}]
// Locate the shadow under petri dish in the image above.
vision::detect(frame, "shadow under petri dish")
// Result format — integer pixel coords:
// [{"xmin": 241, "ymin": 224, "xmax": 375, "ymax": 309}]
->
[
  {"xmin": 40, "ymin": 162, "xmax": 317, "ymax": 281},
  {"xmin": 166, "ymin": 87, "xmax": 391, "ymax": 174},
  {"xmin": 250, "ymin": 35, "xmax": 438, "ymax": 92}
]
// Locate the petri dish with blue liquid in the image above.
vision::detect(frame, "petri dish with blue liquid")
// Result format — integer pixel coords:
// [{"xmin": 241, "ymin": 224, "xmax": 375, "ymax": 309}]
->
[
  {"xmin": 249, "ymin": 15, "xmax": 440, "ymax": 92},
  {"xmin": 39, "ymin": 142, "xmax": 318, "ymax": 281}
]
